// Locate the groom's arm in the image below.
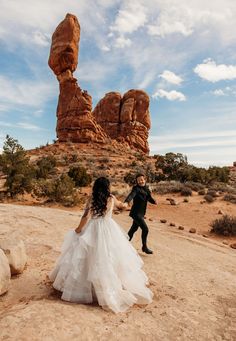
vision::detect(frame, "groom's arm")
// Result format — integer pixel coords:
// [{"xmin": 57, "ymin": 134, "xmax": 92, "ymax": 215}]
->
[
  {"xmin": 147, "ymin": 188, "xmax": 157, "ymax": 205},
  {"xmin": 124, "ymin": 186, "xmax": 137, "ymax": 204}
]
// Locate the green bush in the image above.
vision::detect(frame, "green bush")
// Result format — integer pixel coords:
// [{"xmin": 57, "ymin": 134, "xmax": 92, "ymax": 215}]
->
[
  {"xmin": 210, "ymin": 215, "xmax": 236, "ymax": 236},
  {"xmin": 36, "ymin": 155, "xmax": 57, "ymax": 179},
  {"xmin": 68, "ymin": 166, "xmax": 92, "ymax": 187},
  {"xmin": 33, "ymin": 174, "xmax": 79, "ymax": 206},
  {"xmin": 0, "ymin": 135, "xmax": 35, "ymax": 197}
]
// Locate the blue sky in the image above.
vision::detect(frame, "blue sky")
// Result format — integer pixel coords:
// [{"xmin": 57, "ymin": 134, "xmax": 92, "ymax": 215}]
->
[{"xmin": 0, "ymin": 0, "xmax": 236, "ymax": 167}]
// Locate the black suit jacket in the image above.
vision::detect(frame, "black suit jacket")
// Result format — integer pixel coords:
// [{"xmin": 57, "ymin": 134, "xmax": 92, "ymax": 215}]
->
[{"xmin": 124, "ymin": 185, "xmax": 156, "ymax": 219}]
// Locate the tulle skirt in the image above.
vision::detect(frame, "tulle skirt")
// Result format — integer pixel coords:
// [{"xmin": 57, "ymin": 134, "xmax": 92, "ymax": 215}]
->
[{"xmin": 49, "ymin": 216, "xmax": 153, "ymax": 313}]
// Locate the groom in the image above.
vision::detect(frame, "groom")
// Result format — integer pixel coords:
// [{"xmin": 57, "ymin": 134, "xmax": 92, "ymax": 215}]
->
[{"xmin": 124, "ymin": 173, "xmax": 157, "ymax": 254}]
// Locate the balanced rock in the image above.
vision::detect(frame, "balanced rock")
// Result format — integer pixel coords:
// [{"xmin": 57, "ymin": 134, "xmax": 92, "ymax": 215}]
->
[
  {"xmin": 0, "ymin": 249, "xmax": 10, "ymax": 295},
  {"xmin": 93, "ymin": 90, "xmax": 151, "ymax": 153},
  {"xmin": 49, "ymin": 14, "xmax": 108, "ymax": 144},
  {"xmin": 0, "ymin": 237, "xmax": 27, "ymax": 275},
  {"xmin": 48, "ymin": 13, "xmax": 80, "ymax": 77}
]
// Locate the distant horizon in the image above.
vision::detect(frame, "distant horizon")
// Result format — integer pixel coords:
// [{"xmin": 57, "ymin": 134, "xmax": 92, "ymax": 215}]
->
[{"xmin": 0, "ymin": 0, "xmax": 236, "ymax": 167}]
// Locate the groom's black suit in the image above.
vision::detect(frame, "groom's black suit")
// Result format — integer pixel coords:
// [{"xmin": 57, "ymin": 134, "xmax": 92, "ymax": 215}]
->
[{"xmin": 124, "ymin": 185, "xmax": 156, "ymax": 248}]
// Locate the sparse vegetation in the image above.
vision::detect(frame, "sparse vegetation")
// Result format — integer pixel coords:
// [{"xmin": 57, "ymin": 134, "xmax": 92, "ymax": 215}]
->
[
  {"xmin": 211, "ymin": 215, "xmax": 236, "ymax": 236},
  {"xmin": 0, "ymin": 135, "xmax": 35, "ymax": 197},
  {"xmin": 36, "ymin": 155, "xmax": 57, "ymax": 179},
  {"xmin": 204, "ymin": 194, "xmax": 215, "ymax": 203},
  {"xmin": 68, "ymin": 166, "xmax": 92, "ymax": 187},
  {"xmin": 180, "ymin": 187, "xmax": 192, "ymax": 196},
  {"xmin": 223, "ymin": 193, "xmax": 236, "ymax": 204},
  {"xmin": 155, "ymin": 153, "xmax": 230, "ymax": 184}
]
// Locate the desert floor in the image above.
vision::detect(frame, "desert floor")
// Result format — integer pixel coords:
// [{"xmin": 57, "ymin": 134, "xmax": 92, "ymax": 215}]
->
[{"xmin": 0, "ymin": 202, "xmax": 236, "ymax": 341}]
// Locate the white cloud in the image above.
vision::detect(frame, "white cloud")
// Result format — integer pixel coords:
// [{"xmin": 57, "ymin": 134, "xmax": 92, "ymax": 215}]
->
[
  {"xmin": 212, "ymin": 89, "xmax": 225, "ymax": 96},
  {"xmin": 114, "ymin": 36, "xmax": 132, "ymax": 49},
  {"xmin": 194, "ymin": 59, "xmax": 236, "ymax": 82},
  {"xmin": 0, "ymin": 121, "xmax": 43, "ymax": 131},
  {"xmin": 110, "ymin": 2, "xmax": 147, "ymax": 34},
  {"xmin": 152, "ymin": 89, "xmax": 186, "ymax": 101},
  {"xmin": 0, "ymin": 75, "xmax": 56, "ymax": 109},
  {"xmin": 159, "ymin": 70, "xmax": 183, "ymax": 85}
]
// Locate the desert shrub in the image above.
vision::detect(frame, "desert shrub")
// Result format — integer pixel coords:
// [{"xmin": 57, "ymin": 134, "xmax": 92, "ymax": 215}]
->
[
  {"xmin": 71, "ymin": 153, "xmax": 79, "ymax": 163},
  {"xmin": 204, "ymin": 194, "xmax": 215, "ymax": 203},
  {"xmin": 155, "ymin": 153, "xmax": 230, "ymax": 184},
  {"xmin": 130, "ymin": 161, "xmax": 137, "ymax": 167},
  {"xmin": 135, "ymin": 153, "xmax": 146, "ymax": 161},
  {"xmin": 207, "ymin": 190, "xmax": 218, "ymax": 197},
  {"xmin": 223, "ymin": 194, "xmax": 236, "ymax": 204},
  {"xmin": 124, "ymin": 172, "xmax": 136, "ymax": 186},
  {"xmin": 68, "ymin": 166, "xmax": 92, "ymax": 187},
  {"xmin": 33, "ymin": 174, "xmax": 79, "ymax": 206},
  {"xmin": 0, "ymin": 135, "xmax": 35, "ymax": 197},
  {"xmin": 180, "ymin": 187, "xmax": 192, "ymax": 196},
  {"xmin": 184, "ymin": 181, "xmax": 205, "ymax": 192},
  {"xmin": 36, "ymin": 155, "xmax": 57, "ymax": 179},
  {"xmin": 152, "ymin": 181, "xmax": 183, "ymax": 194},
  {"xmin": 100, "ymin": 157, "xmax": 110, "ymax": 163},
  {"xmin": 210, "ymin": 215, "xmax": 236, "ymax": 236},
  {"xmin": 198, "ymin": 189, "xmax": 206, "ymax": 195}
]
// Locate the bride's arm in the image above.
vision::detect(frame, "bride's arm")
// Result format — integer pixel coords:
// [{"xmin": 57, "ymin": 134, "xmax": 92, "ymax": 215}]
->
[
  {"xmin": 112, "ymin": 195, "xmax": 128, "ymax": 210},
  {"xmin": 75, "ymin": 197, "xmax": 91, "ymax": 234}
]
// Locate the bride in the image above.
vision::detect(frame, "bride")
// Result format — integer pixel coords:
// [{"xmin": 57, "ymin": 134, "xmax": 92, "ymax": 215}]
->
[{"xmin": 49, "ymin": 177, "xmax": 153, "ymax": 313}]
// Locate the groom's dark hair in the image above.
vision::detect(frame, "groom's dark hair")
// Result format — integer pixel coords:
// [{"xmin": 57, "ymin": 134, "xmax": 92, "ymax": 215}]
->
[{"xmin": 136, "ymin": 173, "xmax": 145, "ymax": 180}]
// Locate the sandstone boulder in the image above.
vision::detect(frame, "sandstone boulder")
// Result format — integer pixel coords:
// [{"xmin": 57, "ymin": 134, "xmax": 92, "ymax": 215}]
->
[
  {"xmin": 0, "ymin": 237, "xmax": 27, "ymax": 275},
  {"xmin": 0, "ymin": 249, "xmax": 10, "ymax": 295}
]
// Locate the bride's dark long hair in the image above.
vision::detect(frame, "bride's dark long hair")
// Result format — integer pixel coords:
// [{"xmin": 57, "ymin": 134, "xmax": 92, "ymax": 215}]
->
[{"xmin": 91, "ymin": 177, "xmax": 111, "ymax": 216}]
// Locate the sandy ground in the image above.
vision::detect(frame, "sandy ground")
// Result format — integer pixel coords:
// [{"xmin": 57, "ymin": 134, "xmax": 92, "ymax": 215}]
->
[{"xmin": 0, "ymin": 203, "xmax": 236, "ymax": 341}]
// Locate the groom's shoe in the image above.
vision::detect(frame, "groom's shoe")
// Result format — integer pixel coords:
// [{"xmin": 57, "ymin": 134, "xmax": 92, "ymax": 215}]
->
[
  {"xmin": 142, "ymin": 246, "xmax": 153, "ymax": 254},
  {"xmin": 128, "ymin": 233, "xmax": 133, "ymax": 241}
]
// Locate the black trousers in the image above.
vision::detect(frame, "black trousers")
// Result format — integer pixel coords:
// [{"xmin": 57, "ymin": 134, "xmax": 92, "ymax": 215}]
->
[{"xmin": 128, "ymin": 216, "xmax": 149, "ymax": 247}]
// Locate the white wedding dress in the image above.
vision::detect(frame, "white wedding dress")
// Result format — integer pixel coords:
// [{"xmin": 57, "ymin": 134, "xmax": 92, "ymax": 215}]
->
[{"xmin": 49, "ymin": 197, "xmax": 153, "ymax": 313}]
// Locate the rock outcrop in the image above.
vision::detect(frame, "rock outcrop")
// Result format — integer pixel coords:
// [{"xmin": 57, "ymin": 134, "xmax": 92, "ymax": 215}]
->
[
  {"xmin": 0, "ymin": 237, "xmax": 27, "ymax": 275},
  {"xmin": 93, "ymin": 90, "xmax": 151, "ymax": 153},
  {"xmin": 49, "ymin": 14, "xmax": 107, "ymax": 144},
  {"xmin": 49, "ymin": 14, "xmax": 151, "ymax": 153},
  {"xmin": 0, "ymin": 249, "xmax": 10, "ymax": 295}
]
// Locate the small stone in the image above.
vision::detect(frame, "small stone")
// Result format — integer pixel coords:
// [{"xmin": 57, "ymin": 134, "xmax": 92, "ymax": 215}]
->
[
  {"xmin": 230, "ymin": 243, "xmax": 236, "ymax": 249},
  {"xmin": 178, "ymin": 226, "xmax": 184, "ymax": 230},
  {"xmin": 170, "ymin": 199, "xmax": 177, "ymax": 205},
  {"xmin": 149, "ymin": 218, "xmax": 153, "ymax": 221},
  {"xmin": 183, "ymin": 198, "xmax": 189, "ymax": 203},
  {"xmin": 114, "ymin": 211, "xmax": 120, "ymax": 215},
  {"xmin": 189, "ymin": 228, "xmax": 196, "ymax": 233},
  {"xmin": 222, "ymin": 240, "xmax": 229, "ymax": 245},
  {"xmin": 218, "ymin": 210, "xmax": 223, "ymax": 214},
  {"xmin": 170, "ymin": 223, "xmax": 175, "ymax": 227},
  {"xmin": 160, "ymin": 219, "xmax": 167, "ymax": 223},
  {"xmin": 202, "ymin": 234, "xmax": 209, "ymax": 238},
  {"xmin": 200, "ymin": 200, "xmax": 205, "ymax": 204}
]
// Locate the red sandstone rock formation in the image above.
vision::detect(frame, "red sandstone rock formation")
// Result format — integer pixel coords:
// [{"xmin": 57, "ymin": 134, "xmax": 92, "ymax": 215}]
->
[
  {"xmin": 49, "ymin": 14, "xmax": 151, "ymax": 152},
  {"xmin": 48, "ymin": 14, "xmax": 107, "ymax": 143},
  {"xmin": 93, "ymin": 90, "xmax": 151, "ymax": 153}
]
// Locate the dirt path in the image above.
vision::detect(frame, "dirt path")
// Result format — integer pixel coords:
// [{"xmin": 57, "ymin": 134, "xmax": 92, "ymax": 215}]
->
[{"xmin": 0, "ymin": 204, "xmax": 236, "ymax": 340}]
